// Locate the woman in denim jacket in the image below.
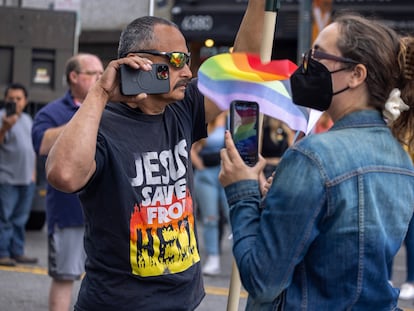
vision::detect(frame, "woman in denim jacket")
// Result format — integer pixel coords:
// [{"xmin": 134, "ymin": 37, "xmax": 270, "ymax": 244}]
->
[{"xmin": 219, "ymin": 13, "xmax": 414, "ymax": 311}]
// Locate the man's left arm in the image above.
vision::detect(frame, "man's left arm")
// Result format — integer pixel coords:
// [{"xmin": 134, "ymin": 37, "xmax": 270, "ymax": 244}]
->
[{"xmin": 204, "ymin": 0, "xmax": 265, "ymax": 123}]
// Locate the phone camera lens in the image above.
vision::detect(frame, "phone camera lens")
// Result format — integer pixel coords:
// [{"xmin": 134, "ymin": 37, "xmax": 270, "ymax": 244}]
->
[{"xmin": 157, "ymin": 65, "xmax": 169, "ymax": 80}]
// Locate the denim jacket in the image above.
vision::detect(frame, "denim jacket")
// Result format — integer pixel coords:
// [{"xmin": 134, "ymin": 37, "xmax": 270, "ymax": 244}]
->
[{"xmin": 225, "ymin": 110, "xmax": 414, "ymax": 311}]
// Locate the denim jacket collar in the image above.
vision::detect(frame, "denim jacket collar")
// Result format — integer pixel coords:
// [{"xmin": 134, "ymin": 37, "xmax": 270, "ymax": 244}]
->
[{"xmin": 331, "ymin": 109, "xmax": 386, "ymax": 130}]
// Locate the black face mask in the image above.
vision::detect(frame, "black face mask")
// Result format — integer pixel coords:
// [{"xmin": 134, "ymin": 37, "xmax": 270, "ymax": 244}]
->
[{"xmin": 290, "ymin": 57, "xmax": 349, "ymax": 111}]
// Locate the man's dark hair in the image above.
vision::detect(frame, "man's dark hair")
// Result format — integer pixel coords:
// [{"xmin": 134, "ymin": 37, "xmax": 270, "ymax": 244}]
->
[
  {"xmin": 4, "ymin": 82, "xmax": 28, "ymax": 98},
  {"xmin": 118, "ymin": 16, "xmax": 179, "ymax": 58}
]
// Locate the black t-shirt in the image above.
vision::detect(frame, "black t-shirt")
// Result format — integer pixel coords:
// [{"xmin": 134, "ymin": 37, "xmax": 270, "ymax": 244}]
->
[{"xmin": 76, "ymin": 81, "xmax": 207, "ymax": 311}]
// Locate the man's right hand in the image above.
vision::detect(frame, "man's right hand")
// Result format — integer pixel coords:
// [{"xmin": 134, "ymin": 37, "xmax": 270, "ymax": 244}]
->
[{"xmin": 94, "ymin": 55, "xmax": 152, "ymax": 105}]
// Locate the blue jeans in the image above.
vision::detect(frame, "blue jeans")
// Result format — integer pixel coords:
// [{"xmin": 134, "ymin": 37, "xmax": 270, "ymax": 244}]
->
[
  {"xmin": 194, "ymin": 166, "xmax": 229, "ymax": 256},
  {"xmin": 0, "ymin": 183, "xmax": 35, "ymax": 258}
]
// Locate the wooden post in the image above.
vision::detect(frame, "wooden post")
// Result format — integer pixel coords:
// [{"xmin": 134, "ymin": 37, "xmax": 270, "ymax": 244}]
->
[{"xmin": 226, "ymin": 1, "xmax": 280, "ymax": 310}]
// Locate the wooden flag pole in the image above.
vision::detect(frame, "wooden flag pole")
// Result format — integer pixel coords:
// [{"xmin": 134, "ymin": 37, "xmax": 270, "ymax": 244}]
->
[
  {"xmin": 260, "ymin": 0, "xmax": 280, "ymax": 63},
  {"xmin": 226, "ymin": 1, "xmax": 280, "ymax": 311},
  {"xmin": 226, "ymin": 259, "xmax": 243, "ymax": 311},
  {"xmin": 259, "ymin": 0, "xmax": 280, "ymax": 152}
]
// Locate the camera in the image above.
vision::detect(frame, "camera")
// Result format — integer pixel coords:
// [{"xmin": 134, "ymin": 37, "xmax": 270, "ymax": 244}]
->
[{"xmin": 120, "ymin": 64, "xmax": 170, "ymax": 95}]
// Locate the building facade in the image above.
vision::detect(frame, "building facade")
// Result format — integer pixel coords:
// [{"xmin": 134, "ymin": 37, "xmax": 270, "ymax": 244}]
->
[{"xmin": 1, "ymin": 0, "xmax": 414, "ymax": 103}]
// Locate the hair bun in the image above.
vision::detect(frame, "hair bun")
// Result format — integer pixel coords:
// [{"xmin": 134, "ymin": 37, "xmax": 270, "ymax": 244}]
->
[{"xmin": 401, "ymin": 37, "xmax": 414, "ymax": 81}]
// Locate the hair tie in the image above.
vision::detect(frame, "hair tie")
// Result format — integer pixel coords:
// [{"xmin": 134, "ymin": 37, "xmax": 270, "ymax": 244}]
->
[{"xmin": 383, "ymin": 88, "xmax": 409, "ymax": 122}]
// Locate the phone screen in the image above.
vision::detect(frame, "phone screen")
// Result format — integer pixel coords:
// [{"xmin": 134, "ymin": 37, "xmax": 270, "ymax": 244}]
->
[{"xmin": 230, "ymin": 101, "xmax": 259, "ymax": 166}]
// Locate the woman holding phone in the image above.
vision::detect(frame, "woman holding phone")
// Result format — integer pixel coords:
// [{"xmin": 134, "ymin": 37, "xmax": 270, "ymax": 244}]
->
[{"xmin": 219, "ymin": 12, "xmax": 414, "ymax": 310}]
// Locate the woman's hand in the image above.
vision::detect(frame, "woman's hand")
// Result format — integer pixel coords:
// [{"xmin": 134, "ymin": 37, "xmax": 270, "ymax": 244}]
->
[
  {"xmin": 219, "ymin": 130, "xmax": 266, "ymax": 187},
  {"xmin": 260, "ymin": 171, "xmax": 274, "ymax": 197}
]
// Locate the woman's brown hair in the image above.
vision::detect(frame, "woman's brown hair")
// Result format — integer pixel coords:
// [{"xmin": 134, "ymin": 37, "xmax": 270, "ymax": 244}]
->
[{"xmin": 334, "ymin": 12, "xmax": 414, "ymax": 152}]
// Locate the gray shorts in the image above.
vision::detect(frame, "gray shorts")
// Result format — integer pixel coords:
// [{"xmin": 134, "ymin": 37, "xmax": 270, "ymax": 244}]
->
[{"xmin": 48, "ymin": 226, "xmax": 86, "ymax": 281}]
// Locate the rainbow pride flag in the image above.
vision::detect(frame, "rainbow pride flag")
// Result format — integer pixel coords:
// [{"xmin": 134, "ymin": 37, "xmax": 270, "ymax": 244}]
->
[{"xmin": 197, "ymin": 52, "xmax": 321, "ymax": 134}]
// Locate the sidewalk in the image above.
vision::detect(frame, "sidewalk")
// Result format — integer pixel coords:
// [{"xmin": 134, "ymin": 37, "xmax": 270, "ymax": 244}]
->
[{"xmin": 17, "ymin": 225, "xmax": 414, "ymax": 311}]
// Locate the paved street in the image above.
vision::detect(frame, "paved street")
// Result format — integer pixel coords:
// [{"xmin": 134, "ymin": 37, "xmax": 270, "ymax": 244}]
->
[
  {"xmin": 0, "ymin": 225, "xmax": 247, "ymax": 311},
  {"xmin": 1, "ymin": 224, "xmax": 414, "ymax": 311}
]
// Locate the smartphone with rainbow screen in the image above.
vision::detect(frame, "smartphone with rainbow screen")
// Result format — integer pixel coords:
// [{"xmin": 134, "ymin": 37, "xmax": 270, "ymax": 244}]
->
[{"xmin": 229, "ymin": 100, "xmax": 259, "ymax": 167}]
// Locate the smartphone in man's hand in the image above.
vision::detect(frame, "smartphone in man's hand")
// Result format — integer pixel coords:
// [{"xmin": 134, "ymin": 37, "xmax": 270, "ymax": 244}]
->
[
  {"xmin": 120, "ymin": 64, "xmax": 170, "ymax": 95},
  {"xmin": 5, "ymin": 101, "xmax": 16, "ymax": 117},
  {"xmin": 229, "ymin": 100, "xmax": 259, "ymax": 166}
]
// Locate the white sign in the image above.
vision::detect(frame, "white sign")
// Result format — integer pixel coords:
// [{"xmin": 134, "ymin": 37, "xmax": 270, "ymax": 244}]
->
[
  {"xmin": 54, "ymin": 0, "xmax": 81, "ymax": 12},
  {"xmin": 181, "ymin": 15, "xmax": 213, "ymax": 31}
]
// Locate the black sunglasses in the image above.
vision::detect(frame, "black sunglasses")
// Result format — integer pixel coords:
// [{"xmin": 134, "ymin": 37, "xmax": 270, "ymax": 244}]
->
[
  {"xmin": 302, "ymin": 48, "xmax": 359, "ymax": 74},
  {"xmin": 128, "ymin": 50, "xmax": 191, "ymax": 69}
]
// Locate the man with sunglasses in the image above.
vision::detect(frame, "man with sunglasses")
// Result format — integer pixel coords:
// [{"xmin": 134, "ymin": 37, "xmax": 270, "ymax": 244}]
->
[{"xmin": 43, "ymin": 1, "xmax": 265, "ymax": 310}]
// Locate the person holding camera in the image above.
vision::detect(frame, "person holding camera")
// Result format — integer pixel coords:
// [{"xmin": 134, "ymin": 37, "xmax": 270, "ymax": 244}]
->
[
  {"xmin": 0, "ymin": 83, "xmax": 37, "ymax": 267},
  {"xmin": 43, "ymin": 1, "xmax": 264, "ymax": 310},
  {"xmin": 31, "ymin": 53, "xmax": 103, "ymax": 311}
]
